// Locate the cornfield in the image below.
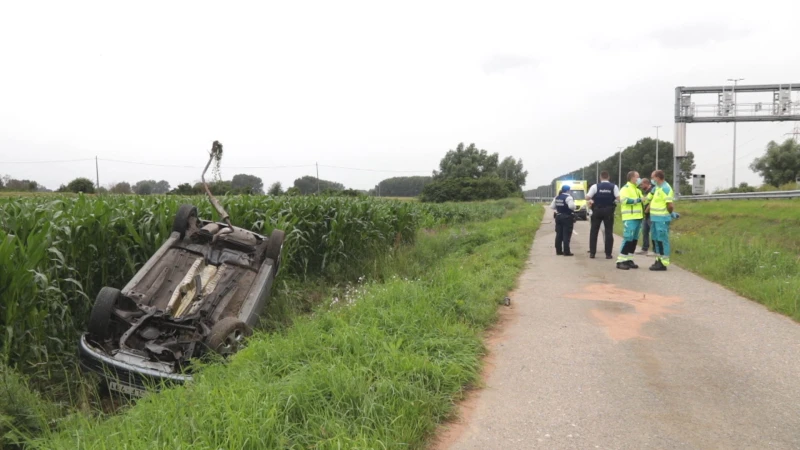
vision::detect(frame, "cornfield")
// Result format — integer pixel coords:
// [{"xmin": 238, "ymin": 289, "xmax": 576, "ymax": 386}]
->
[{"xmin": 0, "ymin": 194, "xmax": 511, "ymax": 376}]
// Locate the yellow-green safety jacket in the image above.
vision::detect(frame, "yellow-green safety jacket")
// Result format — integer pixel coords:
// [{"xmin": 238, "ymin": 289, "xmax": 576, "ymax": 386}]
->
[
  {"xmin": 647, "ymin": 181, "xmax": 674, "ymax": 221},
  {"xmin": 619, "ymin": 181, "xmax": 644, "ymax": 221}
]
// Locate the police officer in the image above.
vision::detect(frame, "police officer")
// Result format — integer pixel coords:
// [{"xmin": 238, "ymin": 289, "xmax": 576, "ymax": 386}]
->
[
  {"xmin": 586, "ymin": 170, "xmax": 620, "ymax": 259},
  {"xmin": 549, "ymin": 185, "xmax": 575, "ymax": 256},
  {"xmin": 617, "ymin": 171, "xmax": 644, "ymax": 270}
]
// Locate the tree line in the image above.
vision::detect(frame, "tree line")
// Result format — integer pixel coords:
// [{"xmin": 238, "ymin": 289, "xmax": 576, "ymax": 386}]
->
[
  {"xmin": 526, "ymin": 136, "xmax": 800, "ymax": 198},
  {"xmin": 0, "ymin": 173, "xmax": 358, "ymax": 197},
  {"xmin": 4, "ymin": 138, "xmax": 794, "ymax": 198},
  {"xmin": 2, "ymin": 144, "xmax": 527, "ymax": 201},
  {"xmin": 524, "ymin": 138, "xmax": 696, "ymax": 197},
  {"xmin": 0, "ymin": 176, "xmax": 47, "ymax": 192}
]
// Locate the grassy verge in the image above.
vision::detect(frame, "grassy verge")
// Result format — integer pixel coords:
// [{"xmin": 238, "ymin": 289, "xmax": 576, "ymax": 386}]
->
[
  {"xmin": 0, "ymin": 364, "xmax": 61, "ymax": 449},
  {"xmin": 614, "ymin": 199, "xmax": 800, "ymax": 320},
  {"xmin": 31, "ymin": 202, "xmax": 541, "ymax": 449}
]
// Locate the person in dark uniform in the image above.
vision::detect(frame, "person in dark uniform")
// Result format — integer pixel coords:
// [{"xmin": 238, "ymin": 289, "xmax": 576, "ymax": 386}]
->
[
  {"xmin": 586, "ymin": 171, "xmax": 620, "ymax": 259},
  {"xmin": 549, "ymin": 185, "xmax": 575, "ymax": 256}
]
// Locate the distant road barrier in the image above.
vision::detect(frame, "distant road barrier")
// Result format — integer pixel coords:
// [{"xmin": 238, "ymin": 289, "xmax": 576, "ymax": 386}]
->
[
  {"xmin": 679, "ymin": 190, "xmax": 800, "ymax": 201},
  {"xmin": 526, "ymin": 190, "xmax": 800, "ymax": 203}
]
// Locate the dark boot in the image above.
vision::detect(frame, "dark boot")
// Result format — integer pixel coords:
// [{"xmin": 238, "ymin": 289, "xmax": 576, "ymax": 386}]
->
[
  {"xmin": 649, "ymin": 259, "xmax": 667, "ymax": 271},
  {"xmin": 616, "ymin": 262, "xmax": 630, "ymax": 270},
  {"xmin": 624, "ymin": 260, "xmax": 639, "ymax": 269}
]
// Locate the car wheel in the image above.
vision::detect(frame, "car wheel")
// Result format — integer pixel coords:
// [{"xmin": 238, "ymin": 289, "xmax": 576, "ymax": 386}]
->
[
  {"xmin": 265, "ymin": 229, "xmax": 285, "ymax": 268},
  {"xmin": 88, "ymin": 287, "xmax": 120, "ymax": 340},
  {"xmin": 172, "ymin": 204, "xmax": 198, "ymax": 240},
  {"xmin": 206, "ymin": 317, "xmax": 252, "ymax": 356}
]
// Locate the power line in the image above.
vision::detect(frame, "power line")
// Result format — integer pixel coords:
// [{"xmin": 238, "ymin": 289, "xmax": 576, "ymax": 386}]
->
[
  {"xmin": 5, "ymin": 158, "xmax": 95, "ymax": 164},
  {"xmin": 318, "ymin": 164, "xmax": 430, "ymax": 174},
  {"xmin": 3, "ymin": 156, "xmax": 432, "ymax": 174},
  {"xmin": 226, "ymin": 163, "xmax": 315, "ymax": 170},
  {"xmin": 99, "ymin": 158, "xmax": 200, "ymax": 169},
  {"xmin": 786, "ymin": 123, "xmax": 800, "ymax": 142},
  {"xmin": 702, "ymin": 122, "xmax": 786, "ymax": 171},
  {"xmin": 99, "ymin": 158, "xmax": 316, "ymax": 170},
  {"xmin": 99, "ymin": 159, "xmax": 429, "ymax": 173}
]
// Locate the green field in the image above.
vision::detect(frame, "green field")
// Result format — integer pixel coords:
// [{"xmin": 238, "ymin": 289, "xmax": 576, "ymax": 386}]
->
[
  {"xmin": 0, "ymin": 195, "xmax": 539, "ymax": 448},
  {"xmin": 616, "ymin": 199, "xmax": 800, "ymax": 320}
]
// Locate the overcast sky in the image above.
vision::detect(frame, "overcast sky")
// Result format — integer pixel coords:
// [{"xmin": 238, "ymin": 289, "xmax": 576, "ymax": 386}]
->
[{"xmin": 2, "ymin": 0, "xmax": 798, "ymax": 193}]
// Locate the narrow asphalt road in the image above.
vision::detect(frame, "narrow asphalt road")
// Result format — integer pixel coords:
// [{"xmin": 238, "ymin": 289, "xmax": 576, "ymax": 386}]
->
[{"xmin": 438, "ymin": 207, "xmax": 800, "ymax": 450}]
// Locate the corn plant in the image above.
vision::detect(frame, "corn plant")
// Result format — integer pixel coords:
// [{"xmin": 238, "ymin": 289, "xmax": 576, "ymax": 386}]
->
[{"xmin": 0, "ymin": 194, "xmax": 513, "ymax": 384}]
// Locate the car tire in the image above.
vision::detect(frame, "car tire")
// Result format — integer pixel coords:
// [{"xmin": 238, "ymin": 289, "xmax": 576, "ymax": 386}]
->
[
  {"xmin": 206, "ymin": 317, "xmax": 252, "ymax": 356},
  {"xmin": 265, "ymin": 229, "xmax": 285, "ymax": 266},
  {"xmin": 88, "ymin": 287, "xmax": 120, "ymax": 340},
  {"xmin": 172, "ymin": 204, "xmax": 198, "ymax": 240}
]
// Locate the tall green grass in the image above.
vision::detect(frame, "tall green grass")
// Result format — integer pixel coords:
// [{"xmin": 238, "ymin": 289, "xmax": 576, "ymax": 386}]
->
[
  {"xmin": 669, "ymin": 199, "xmax": 800, "ymax": 319},
  {"xmin": 614, "ymin": 199, "xmax": 800, "ymax": 319},
  {"xmin": 0, "ymin": 364, "xmax": 61, "ymax": 449},
  {"xmin": 30, "ymin": 201, "xmax": 540, "ymax": 449}
]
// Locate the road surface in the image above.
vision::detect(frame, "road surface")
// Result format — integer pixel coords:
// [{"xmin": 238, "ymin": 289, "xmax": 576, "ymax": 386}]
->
[{"xmin": 437, "ymin": 208, "xmax": 800, "ymax": 450}]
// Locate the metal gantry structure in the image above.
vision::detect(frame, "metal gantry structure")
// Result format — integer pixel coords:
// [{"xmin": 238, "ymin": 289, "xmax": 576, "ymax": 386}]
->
[{"xmin": 674, "ymin": 83, "xmax": 800, "ymax": 192}]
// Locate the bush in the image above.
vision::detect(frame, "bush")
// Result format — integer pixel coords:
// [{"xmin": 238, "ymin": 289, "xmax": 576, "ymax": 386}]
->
[
  {"xmin": 65, "ymin": 178, "xmax": 95, "ymax": 194},
  {"xmin": 757, "ymin": 182, "xmax": 800, "ymax": 192},
  {"xmin": 267, "ymin": 182, "xmax": 284, "ymax": 196},
  {"xmin": 169, "ymin": 183, "xmax": 195, "ymax": 195},
  {"xmin": 419, "ymin": 177, "xmax": 521, "ymax": 203},
  {"xmin": 322, "ymin": 188, "xmax": 364, "ymax": 197}
]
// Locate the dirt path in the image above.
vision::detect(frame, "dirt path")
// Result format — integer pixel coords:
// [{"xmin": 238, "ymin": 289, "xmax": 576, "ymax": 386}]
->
[{"xmin": 433, "ymin": 208, "xmax": 800, "ymax": 449}]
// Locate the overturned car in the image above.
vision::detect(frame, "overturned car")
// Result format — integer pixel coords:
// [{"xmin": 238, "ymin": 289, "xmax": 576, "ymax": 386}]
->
[{"xmin": 79, "ymin": 142, "xmax": 284, "ymax": 397}]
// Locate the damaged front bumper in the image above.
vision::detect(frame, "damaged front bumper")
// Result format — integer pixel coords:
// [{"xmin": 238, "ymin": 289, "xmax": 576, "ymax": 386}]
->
[{"xmin": 79, "ymin": 333, "xmax": 192, "ymax": 396}]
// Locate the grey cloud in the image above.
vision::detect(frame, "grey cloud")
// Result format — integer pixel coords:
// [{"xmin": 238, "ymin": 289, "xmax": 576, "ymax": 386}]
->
[
  {"xmin": 649, "ymin": 23, "xmax": 751, "ymax": 49},
  {"xmin": 482, "ymin": 54, "xmax": 538, "ymax": 74}
]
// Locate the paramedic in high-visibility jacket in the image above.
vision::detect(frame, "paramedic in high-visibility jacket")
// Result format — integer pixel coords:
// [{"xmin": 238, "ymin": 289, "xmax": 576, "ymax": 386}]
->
[
  {"xmin": 646, "ymin": 170, "xmax": 679, "ymax": 271},
  {"xmin": 616, "ymin": 171, "xmax": 644, "ymax": 270}
]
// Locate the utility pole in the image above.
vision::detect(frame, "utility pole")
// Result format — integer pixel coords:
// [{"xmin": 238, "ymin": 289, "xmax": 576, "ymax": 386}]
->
[
  {"xmin": 618, "ymin": 147, "xmax": 624, "ymax": 185},
  {"xmin": 316, "ymin": 162, "xmax": 320, "ymax": 194},
  {"xmin": 595, "ymin": 161, "xmax": 599, "ymax": 183},
  {"xmin": 728, "ymin": 78, "xmax": 744, "ymax": 188},
  {"xmin": 582, "ymin": 167, "xmax": 585, "ymax": 180},
  {"xmin": 653, "ymin": 126, "xmax": 661, "ymax": 170},
  {"xmin": 95, "ymin": 156, "xmax": 100, "ymax": 191},
  {"xmin": 786, "ymin": 123, "xmax": 800, "ymax": 142}
]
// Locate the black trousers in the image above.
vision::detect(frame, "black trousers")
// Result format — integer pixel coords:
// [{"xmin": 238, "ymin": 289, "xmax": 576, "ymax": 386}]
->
[
  {"xmin": 589, "ymin": 205, "xmax": 615, "ymax": 256},
  {"xmin": 641, "ymin": 217, "xmax": 653, "ymax": 251},
  {"xmin": 555, "ymin": 214, "xmax": 574, "ymax": 254}
]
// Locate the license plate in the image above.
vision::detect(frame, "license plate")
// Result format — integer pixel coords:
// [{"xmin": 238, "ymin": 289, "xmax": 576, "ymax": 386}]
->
[{"xmin": 108, "ymin": 381, "xmax": 146, "ymax": 397}]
